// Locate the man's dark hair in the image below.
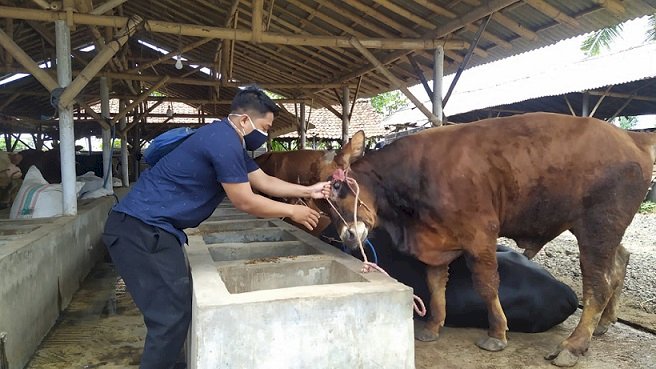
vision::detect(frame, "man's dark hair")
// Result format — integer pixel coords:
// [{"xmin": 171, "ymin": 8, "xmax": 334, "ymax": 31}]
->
[{"xmin": 231, "ymin": 85, "xmax": 281, "ymax": 117}]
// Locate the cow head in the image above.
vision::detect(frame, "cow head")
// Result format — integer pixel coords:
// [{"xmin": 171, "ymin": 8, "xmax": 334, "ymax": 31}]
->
[{"xmin": 323, "ymin": 131, "xmax": 378, "ymax": 248}]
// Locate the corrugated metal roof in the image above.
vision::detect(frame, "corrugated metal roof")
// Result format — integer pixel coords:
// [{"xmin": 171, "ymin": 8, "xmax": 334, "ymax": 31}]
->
[{"xmin": 384, "ymin": 41, "xmax": 656, "ymax": 126}]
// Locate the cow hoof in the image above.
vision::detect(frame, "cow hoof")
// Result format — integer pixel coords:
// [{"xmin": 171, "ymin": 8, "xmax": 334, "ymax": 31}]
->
[
  {"xmin": 550, "ymin": 349, "xmax": 579, "ymax": 367},
  {"xmin": 475, "ymin": 336, "xmax": 507, "ymax": 352},
  {"xmin": 414, "ymin": 327, "xmax": 439, "ymax": 342},
  {"xmin": 593, "ymin": 323, "xmax": 610, "ymax": 336}
]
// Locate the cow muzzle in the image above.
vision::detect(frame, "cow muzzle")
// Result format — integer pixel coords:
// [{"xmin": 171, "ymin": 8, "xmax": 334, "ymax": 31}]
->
[{"xmin": 339, "ymin": 221, "xmax": 369, "ymax": 248}]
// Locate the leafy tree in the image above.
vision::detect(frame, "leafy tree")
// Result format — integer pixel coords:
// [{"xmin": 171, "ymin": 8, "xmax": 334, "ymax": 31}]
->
[
  {"xmin": 648, "ymin": 15, "xmax": 656, "ymax": 41},
  {"xmin": 581, "ymin": 24, "xmax": 623, "ymax": 56},
  {"xmin": 581, "ymin": 14, "xmax": 656, "ymax": 56},
  {"xmin": 615, "ymin": 116, "xmax": 637, "ymax": 130},
  {"xmin": 371, "ymin": 91, "xmax": 409, "ymax": 117}
]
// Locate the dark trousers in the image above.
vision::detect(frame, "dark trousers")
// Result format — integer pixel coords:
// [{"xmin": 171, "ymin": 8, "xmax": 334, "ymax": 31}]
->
[{"xmin": 102, "ymin": 211, "xmax": 191, "ymax": 369}]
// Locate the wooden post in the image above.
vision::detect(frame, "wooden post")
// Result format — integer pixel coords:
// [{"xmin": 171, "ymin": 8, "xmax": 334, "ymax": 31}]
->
[
  {"xmin": 57, "ymin": 15, "xmax": 143, "ymax": 109},
  {"xmin": 349, "ymin": 37, "xmax": 441, "ymax": 126},
  {"xmin": 582, "ymin": 91, "xmax": 590, "ymax": 117},
  {"xmin": 432, "ymin": 46, "xmax": 444, "ymax": 126},
  {"xmin": 341, "ymin": 85, "xmax": 349, "ymax": 146},
  {"xmin": 299, "ymin": 102, "xmax": 306, "ymax": 149},
  {"xmin": 100, "ymin": 76, "xmax": 113, "ymax": 192},
  {"xmin": 55, "ymin": 19, "xmax": 77, "ymax": 215},
  {"xmin": 119, "ymin": 99, "xmax": 129, "ymax": 187}
]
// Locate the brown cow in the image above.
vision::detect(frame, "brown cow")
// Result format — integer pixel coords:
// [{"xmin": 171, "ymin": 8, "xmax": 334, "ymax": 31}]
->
[
  {"xmin": 254, "ymin": 133, "xmax": 366, "ymax": 235},
  {"xmin": 323, "ymin": 112, "xmax": 652, "ymax": 367}
]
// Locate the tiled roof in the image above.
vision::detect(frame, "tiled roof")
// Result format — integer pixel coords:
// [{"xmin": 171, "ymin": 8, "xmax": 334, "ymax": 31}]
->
[
  {"xmin": 91, "ymin": 99, "xmax": 220, "ymax": 125},
  {"xmin": 280, "ymin": 100, "xmax": 386, "ymax": 140}
]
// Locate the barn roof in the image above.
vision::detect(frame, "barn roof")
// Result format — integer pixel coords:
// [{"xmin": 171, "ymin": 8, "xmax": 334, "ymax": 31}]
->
[
  {"xmin": 0, "ymin": 0, "xmax": 655, "ymax": 137},
  {"xmin": 280, "ymin": 99, "xmax": 386, "ymax": 140},
  {"xmin": 384, "ymin": 40, "xmax": 656, "ymax": 126}
]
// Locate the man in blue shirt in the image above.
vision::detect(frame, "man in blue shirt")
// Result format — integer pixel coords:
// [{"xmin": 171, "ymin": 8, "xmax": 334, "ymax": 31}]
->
[{"xmin": 102, "ymin": 86, "xmax": 327, "ymax": 369}]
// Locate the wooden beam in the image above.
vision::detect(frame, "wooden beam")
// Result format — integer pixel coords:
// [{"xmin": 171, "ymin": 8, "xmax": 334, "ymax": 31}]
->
[
  {"xmin": 348, "ymin": 76, "xmax": 363, "ymax": 121},
  {"xmin": 524, "ymin": 0, "xmax": 580, "ymax": 29},
  {"xmin": 4, "ymin": 19, "xmax": 13, "ymax": 69},
  {"xmin": 76, "ymin": 99, "xmax": 111, "ymax": 129},
  {"xmin": 0, "ymin": 6, "xmax": 468, "ymax": 50},
  {"xmin": 563, "ymin": 95, "xmax": 576, "ymax": 116},
  {"xmin": 350, "ymin": 38, "xmax": 441, "ymax": 126},
  {"xmin": 326, "ymin": 0, "xmax": 520, "ymax": 86},
  {"xmin": 26, "ymin": 20, "xmax": 90, "ymax": 66},
  {"xmin": 312, "ymin": 95, "xmax": 343, "ymax": 120},
  {"xmin": 492, "ymin": 13, "xmax": 538, "ymax": 41},
  {"xmin": 58, "ymin": 15, "xmax": 143, "ymax": 108},
  {"xmin": 132, "ymin": 37, "xmax": 213, "ymax": 72},
  {"xmin": 407, "ymin": 54, "xmax": 432, "ymax": 98},
  {"xmin": 120, "ymin": 100, "xmax": 164, "ymax": 135},
  {"xmin": 111, "ymin": 76, "xmax": 170, "ymax": 125},
  {"xmin": 0, "ymin": 27, "xmax": 59, "ymax": 91},
  {"xmin": 0, "ymin": 92, "xmax": 19, "ymax": 112},
  {"xmin": 591, "ymin": 0, "xmax": 625, "ymax": 16},
  {"xmin": 252, "ymin": 0, "xmax": 264, "ymax": 43},
  {"xmin": 586, "ymin": 90, "xmax": 656, "ymax": 102},
  {"xmin": 90, "ymin": 0, "xmax": 127, "ymax": 15}
]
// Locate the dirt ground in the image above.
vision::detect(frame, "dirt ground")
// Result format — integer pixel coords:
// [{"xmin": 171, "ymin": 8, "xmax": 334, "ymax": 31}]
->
[{"xmin": 25, "ymin": 261, "xmax": 656, "ymax": 369}]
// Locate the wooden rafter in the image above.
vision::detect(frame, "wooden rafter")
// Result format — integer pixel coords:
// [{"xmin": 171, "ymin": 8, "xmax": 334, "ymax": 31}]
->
[{"xmin": 0, "ymin": 6, "xmax": 468, "ymax": 50}]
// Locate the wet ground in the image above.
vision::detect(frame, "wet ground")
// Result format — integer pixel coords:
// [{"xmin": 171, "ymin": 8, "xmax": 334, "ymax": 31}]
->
[{"xmin": 26, "ymin": 261, "xmax": 656, "ymax": 369}]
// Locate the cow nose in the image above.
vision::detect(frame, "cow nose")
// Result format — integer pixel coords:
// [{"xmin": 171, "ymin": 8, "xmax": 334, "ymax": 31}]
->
[{"xmin": 339, "ymin": 222, "xmax": 369, "ymax": 246}]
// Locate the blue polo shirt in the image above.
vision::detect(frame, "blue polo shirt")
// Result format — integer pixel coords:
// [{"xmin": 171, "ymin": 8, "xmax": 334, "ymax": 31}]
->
[{"xmin": 113, "ymin": 119, "xmax": 259, "ymax": 245}]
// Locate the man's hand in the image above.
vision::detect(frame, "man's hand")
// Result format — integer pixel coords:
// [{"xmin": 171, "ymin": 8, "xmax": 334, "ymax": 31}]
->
[
  {"xmin": 307, "ymin": 181, "xmax": 330, "ymax": 199},
  {"xmin": 290, "ymin": 205, "xmax": 321, "ymax": 230}
]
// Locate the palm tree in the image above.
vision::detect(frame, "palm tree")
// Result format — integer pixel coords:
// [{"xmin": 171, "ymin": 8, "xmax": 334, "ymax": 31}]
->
[{"xmin": 581, "ymin": 14, "xmax": 656, "ymax": 56}]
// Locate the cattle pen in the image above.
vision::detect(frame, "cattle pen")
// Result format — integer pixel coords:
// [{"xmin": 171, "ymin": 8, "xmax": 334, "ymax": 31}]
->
[
  {"xmin": 2, "ymin": 0, "xmax": 656, "ymax": 368},
  {"xmin": 8, "ymin": 201, "xmax": 656, "ymax": 369}
]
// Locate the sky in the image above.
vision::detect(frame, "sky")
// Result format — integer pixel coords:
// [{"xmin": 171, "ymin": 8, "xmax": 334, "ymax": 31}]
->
[{"xmin": 404, "ymin": 15, "xmax": 655, "ymax": 127}]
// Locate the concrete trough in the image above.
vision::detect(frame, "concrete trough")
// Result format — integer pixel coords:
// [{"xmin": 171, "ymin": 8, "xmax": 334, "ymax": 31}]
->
[
  {"xmin": 0, "ymin": 197, "xmax": 115, "ymax": 369},
  {"xmin": 186, "ymin": 205, "xmax": 415, "ymax": 369}
]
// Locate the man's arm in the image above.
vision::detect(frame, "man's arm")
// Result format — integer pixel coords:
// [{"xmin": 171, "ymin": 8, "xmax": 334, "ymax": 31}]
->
[
  {"xmin": 248, "ymin": 168, "xmax": 313, "ymax": 198},
  {"xmin": 223, "ymin": 181, "xmax": 319, "ymax": 230}
]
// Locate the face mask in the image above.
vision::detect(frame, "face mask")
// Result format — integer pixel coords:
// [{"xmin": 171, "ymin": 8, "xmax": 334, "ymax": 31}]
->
[{"xmin": 229, "ymin": 114, "xmax": 269, "ymax": 150}]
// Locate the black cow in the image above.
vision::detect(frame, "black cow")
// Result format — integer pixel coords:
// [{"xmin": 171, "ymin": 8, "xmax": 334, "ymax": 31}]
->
[{"xmin": 320, "ymin": 224, "xmax": 578, "ymax": 333}]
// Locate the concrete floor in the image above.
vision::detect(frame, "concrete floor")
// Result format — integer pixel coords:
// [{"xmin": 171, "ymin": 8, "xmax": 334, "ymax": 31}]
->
[{"xmin": 24, "ymin": 260, "xmax": 656, "ymax": 369}]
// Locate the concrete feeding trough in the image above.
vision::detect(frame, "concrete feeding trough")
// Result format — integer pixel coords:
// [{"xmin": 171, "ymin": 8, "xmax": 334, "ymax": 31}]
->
[
  {"xmin": 0, "ymin": 197, "xmax": 115, "ymax": 369},
  {"xmin": 185, "ymin": 204, "xmax": 415, "ymax": 369}
]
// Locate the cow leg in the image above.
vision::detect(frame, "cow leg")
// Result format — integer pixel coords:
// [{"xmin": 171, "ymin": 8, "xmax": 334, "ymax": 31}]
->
[
  {"xmin": 515, "ymin": 239, "xmax": 548, "ymax": 259},
  {"xmin": 467, "ymin": 246, "xmax": 508, "ymax": 352},
  {"xmin": 546, "ymin": 228, "xmax": 621, "ymax": 367},
  {"xmin": 594, "ymin": 244, "xmax": 630, "ymax": 336},
  {"xmin": 414, "ymin": 264, "xmax": 449, "ymax": 342}
]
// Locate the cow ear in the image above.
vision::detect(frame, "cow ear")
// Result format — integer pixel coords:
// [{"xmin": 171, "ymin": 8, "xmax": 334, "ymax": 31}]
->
[
  {"xmin": 335, "ymin": 130, "xmax": 366, "ymax": 168},
  {"xmin": 9, "ymin": 153, "xmax": 22, "ymax": 165}
]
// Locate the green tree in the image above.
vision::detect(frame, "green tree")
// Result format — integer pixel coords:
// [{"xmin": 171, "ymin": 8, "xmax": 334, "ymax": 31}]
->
[
  {"xmin": 648, "ymin": 15, "xmax": 656, "ymax": 41},
  {"xmin": 581, "ymin": 24, "xmax": 623, "ymax": 56},
  {"xmin": 371, "ymin": 91, "xmax": 409, "ymax": 117},
  {"xmin": 615, "ymin": 116, "xmax": 638, "ymax": 130},
  {"xmin": 581, "ymin": 15, "xmax": 656, "ymax": 56}
]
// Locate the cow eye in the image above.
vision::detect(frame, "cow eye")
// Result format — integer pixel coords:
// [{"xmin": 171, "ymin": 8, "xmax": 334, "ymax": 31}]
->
[{"xmin": 332, "ymin": 181, "xmax": 341, "ymax": 190}]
